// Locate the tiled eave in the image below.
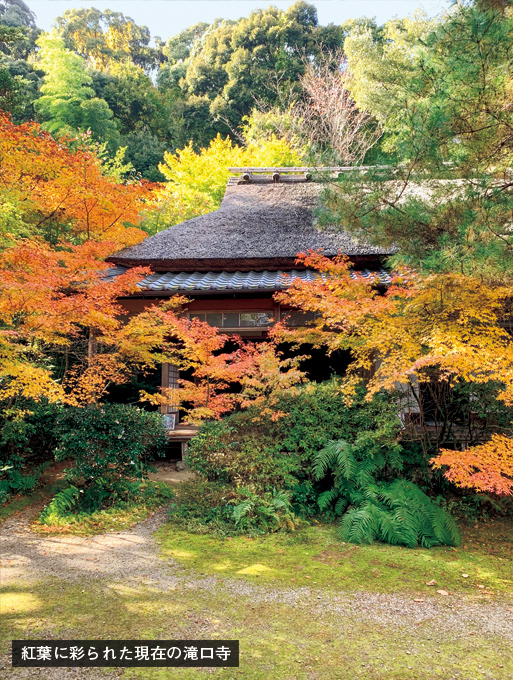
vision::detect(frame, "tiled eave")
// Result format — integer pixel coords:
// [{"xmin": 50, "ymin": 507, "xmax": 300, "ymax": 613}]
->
[{"xmin": 107, "ymin": 268, "xmax": 392, "ymax": 296}]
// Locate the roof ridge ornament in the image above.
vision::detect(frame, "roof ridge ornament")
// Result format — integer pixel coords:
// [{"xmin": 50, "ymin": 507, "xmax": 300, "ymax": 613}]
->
[
  {"xmin": 228, "ymin": 167, "xmax": 350, "ymax": 173},
  {"xmin": 228, "ymin": 164, "xmax": 456, "ymax": 179},
  {"xmin": 228, "ymin": 166, "xmax": 395, "ymax": 181}
]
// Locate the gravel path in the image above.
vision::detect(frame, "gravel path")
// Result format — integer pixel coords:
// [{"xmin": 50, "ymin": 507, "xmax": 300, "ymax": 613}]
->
[
  {"xmin": 0, "ymin": 505, "xmax": 175, "ymax": 585},
  {"xmin": 1, "ymin": 506, "xmax": 171, "ymax": 680},
  {"xmin": 2, "ymin": 503, "xmax": 513, "ymax": 678}
]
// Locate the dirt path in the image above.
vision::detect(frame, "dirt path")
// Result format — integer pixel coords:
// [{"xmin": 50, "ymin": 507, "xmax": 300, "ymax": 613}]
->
[{"xmin": 0, "ymin": 459, "xmax": 193, "ymax": 586}]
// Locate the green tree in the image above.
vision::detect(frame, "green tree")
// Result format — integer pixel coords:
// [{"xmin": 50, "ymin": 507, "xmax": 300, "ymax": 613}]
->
[
  {"xmin": 0, "ymin": 1, "xmax": 41, "ymax": 120},
  {"xmin": 0, "ymin": 0, "xmax": 40, "ymax": 62},
  {"xmin": 34, "ymin": 30, "xmax": 119, "ymax": 146},
  {"xmin": 0, "ymin": 25, "xmax": 26, "ymax": 115},
  {"xmin": 162, "ymin": 21, "xmax": 210, "ymax": 64},
  {"xmin": 322, "ymin": 4, "xmax": 513, "ymax": 282},
  {"xmin": 156, "ymin": 2, "xmax": 344, "ymax": 149},
  {"xmin": 91, "ymin": 62, "xmax": 159, "ymax": 135},
  {"xmin": 120, "ymin": 127, "xmax": 166, "ymax": 181},
  {"xmin": 0, "ymin": 55, "xmax": 42, "ymax": 121},
  {"xmin": 0, "ymin": 0, "xmax": 35, "ymax": 29},
  {"xmin": 144, "ymin": 132, "xmax": 303, "ymax": 233},
  {"xmin": 55, "ymin": 7, "xmax": 160, "ymax": 73},
  {"xmin": 343, "ymin": 12, "xmax": 435, "ymax": 135},
  {"xmin": 185, "ymin": 2, "xmax": 341, "ymax": 131}
]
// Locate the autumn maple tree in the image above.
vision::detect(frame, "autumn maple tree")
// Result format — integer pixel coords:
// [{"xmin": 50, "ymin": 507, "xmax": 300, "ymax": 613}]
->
[
  {"xmin": 132, "ymin": 302, "xmax": 250, "ymax": 422},
  {"xmin": 127, "ymin": 302, "xmax": 307, "ymax": 424},
  {"xmin": 0, "ymin": 239, "xmax": 151, "ymax": 405},
  {"xmin": 0, "ymin": 237, "xmax": 306, "ymax": 436},
  {"xmin": 0, "ymin": 115, "xmax": 163, "ymax": 408},
  {"xmin": 276, "ymin": 252, "xmax": 513, "ymax": 401},
  {"xmin": 432, "ymin": 435, "xmax": 513, "ymax": 497},
  {"xmin": 0, "ymin": 115, "xmax": 307, "ymax": 422},
  {"xmin": 0, "ymin": 114, "xmax": 153, "ymax": 247},
  {"xmin": 274, "ymin": 251, "xmax": 513, "ymax": 495},
  {"xmin": 237, "ymin": 342, "xmax": 307, "ymax": 420}
]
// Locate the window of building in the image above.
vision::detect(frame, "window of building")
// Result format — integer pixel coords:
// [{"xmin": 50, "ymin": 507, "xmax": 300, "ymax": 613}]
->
[
  {"xmin": 282, "ymin": 310, "xmax": 317, "ymax": 326},
  {"xmin": 163, "ymin": 362, "xmax": 180, "ymax": 417},
  {"xmin": 190, "ymin": 311, "xmax": 273, "ymax": 328}
]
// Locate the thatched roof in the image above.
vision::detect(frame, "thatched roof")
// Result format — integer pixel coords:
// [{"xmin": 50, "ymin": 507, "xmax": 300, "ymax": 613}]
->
[{"xmin": 109, "ymin": 176, "xmax": 393, "ymax": 272}]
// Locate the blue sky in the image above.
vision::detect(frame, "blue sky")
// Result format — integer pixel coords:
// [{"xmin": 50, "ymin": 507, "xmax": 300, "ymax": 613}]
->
[{"xmin": 29, "ymin": 1, "xmax": 451, "ymax": 41}]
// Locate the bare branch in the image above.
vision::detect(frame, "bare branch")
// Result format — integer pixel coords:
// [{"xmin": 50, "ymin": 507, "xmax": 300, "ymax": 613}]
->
[{"xmin": 293, "ymin": 51, "xmax": 382, "ymax": 165}]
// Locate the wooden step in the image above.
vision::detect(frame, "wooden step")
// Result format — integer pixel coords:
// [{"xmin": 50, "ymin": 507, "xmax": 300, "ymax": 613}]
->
[{"xmin": 165, "ymin": 423, "xmax": 199, "ymax": 441}]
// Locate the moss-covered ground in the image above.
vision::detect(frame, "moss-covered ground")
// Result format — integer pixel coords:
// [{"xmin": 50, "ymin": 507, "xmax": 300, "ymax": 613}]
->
[
  {"xmin": 1, "ymin": 573, "xmax": 511, "ymax": 680},
  {"xmin": 0, "ymin": 480, "xmax": 173, "ymax": 536},
  {"xmin": 156, "ymin": 519, "xmax": 513, "ymax": 600},
  {"xmin": 0, "ymin": 481, "xmax": 64, "ymax": 524},
  {"xmin": 1, "ymin": 513, "xmax": 512, "ymax": 679},
  {"xmin": 30, "ymin": 482, "xmax": 173, "ymax": 536}
]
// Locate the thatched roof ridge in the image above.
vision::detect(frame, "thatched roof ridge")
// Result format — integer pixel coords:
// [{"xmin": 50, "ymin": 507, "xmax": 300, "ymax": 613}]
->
[{"xmin": 109, "ymin": 178, "xmax": 393, "ymax": 272}]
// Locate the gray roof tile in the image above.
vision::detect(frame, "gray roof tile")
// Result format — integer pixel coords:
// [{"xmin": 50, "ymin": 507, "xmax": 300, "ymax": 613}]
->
[{"xmin": 112, "ymin": 268, "xmax": 392, "ymax": 294}]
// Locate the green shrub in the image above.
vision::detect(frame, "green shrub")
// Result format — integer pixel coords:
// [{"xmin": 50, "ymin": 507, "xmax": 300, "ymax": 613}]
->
[
  {"xmin": 169, "ymin": 479, "xmax": 300, "ymax": 536},
  {"xmin": 314, "ymin": 440, "xmax": 461, "ymax": 548},
  {"xmin": 435, "ymin": 492, "xmax": 513, "ymax": 524},
  {"xmin": 39, "ymin": 481, "xmax": 174, "ymax": 530},
  {"xmin": 181, "ymin": 381, "xmax": 462, "ymax": 545},
  {"xmin": 55, "ymin": 404, "xmax": 167, "ymax": 511},
  {"xmin": 0, "ymin": 462, "xmax": 51, "ymax": 505},
  {"xmin": 0, "ymin": 400, "xmax": 61, "ymax": 466},
  {"xmin": 186, "ymin": 380, "xmax": 402, "ymax": 513},
  {"xmin": 39, "ymin": 484, "xmax": 80, "ymax": 523},
  {"xmin": 232, "ymin": 487, "xmax": 301, "ymax": 533},
  {"xmin": 186, "ymin": 417, "xmax": 302, "ymax": 492},
  {"xmin": 0, "ymin": 399, "xmax": 61, "ymax": 504}
]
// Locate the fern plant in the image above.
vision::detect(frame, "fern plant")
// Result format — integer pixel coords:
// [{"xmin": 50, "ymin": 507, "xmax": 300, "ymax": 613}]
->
[
  {"xmin": 313, "ymin": 440, "xmax": 461, "ymax": 548},
  {"xmin": 39, "ymin": 486, "xmax": 80, "ymax": 525},
  {"xmin": 231, "ymin": 488, "xmax": 300, "ymax": 533},
  {"xmin": 0, "ymin": 461, "xmax": 51, "ymax": 504}
]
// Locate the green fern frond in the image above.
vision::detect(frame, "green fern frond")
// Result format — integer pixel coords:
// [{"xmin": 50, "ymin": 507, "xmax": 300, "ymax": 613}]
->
[
  {"xmin": 361, "ymin": 483, "xmax": 380, "ymax": 502},
  {"xmin": 339, "ymin": 505, "xmax": 378, "ymax": 544},
  {"xmin": 338, "ymin": 479, "xmax": 461, "ymax": 548},
  {"xmin": 312, "ymin": 440, "xmax": 353, "ymax": 481},
  {"xmin": 270, "ymin": 490, "xmax": 290, "ymax": 509},
  {"xmin": 232, "ymin": 500, "xmax": 253, "ymax": 524},
  {"xmin": 40, "ymin": 486, "xmax": 80, "ymax": 524},
  {"xmin": 334, "ymin": 496, "xmax": 349, "ymax": 516},
  {"xmin": 317, "ymin": 487, "xmax": 339, "ymax": 510}
]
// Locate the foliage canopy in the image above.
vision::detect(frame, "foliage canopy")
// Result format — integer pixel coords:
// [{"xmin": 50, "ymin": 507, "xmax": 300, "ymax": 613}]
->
[{"xmin": 325, "ymin": 4, "xmax": 513, "ymax": 281}]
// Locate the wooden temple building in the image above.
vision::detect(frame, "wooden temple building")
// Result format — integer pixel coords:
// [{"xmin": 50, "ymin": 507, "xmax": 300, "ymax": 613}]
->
[{"xmin": 107, "ymin": 167, "xmax": 394, "ymax": 452}]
